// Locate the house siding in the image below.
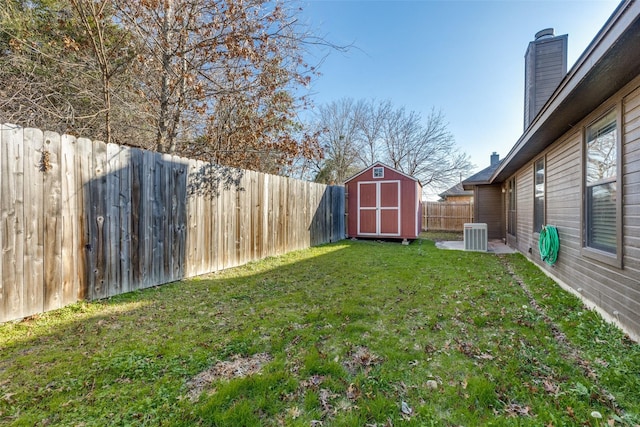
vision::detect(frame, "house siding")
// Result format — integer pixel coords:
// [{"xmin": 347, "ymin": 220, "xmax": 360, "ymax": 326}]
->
[
  {"xmin": 546, "ymin": 132, "xmax": 582, "ymax": 260},
  {"xmin": 623, "ymin": 85, "xmax": 640, "ymax": 278},
  {"xmin": 515, "ymin": 165, "xmax": 533, "ymax": 251},
  {"xmin": 509, "ymin": 77, "xmax": 640, "ymax": 340},
  {"xmin": 474, "ymin": 185, "xmax": 503, "ymax": 239}
]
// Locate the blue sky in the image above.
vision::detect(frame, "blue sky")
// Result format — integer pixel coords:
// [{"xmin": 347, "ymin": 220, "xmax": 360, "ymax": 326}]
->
[{"xmin": 299, "ymin": 0, "xmax": 619, "ymax": 194}]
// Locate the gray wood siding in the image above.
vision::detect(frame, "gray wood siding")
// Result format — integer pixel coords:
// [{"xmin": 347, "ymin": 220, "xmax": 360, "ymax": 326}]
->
[
  {"xmin": 623, "ymin": 85, "xmax": 640, "ymax": 277},
  {"xmin": 546, "ymin": 132, "xmax": 582, "ymax": 261},
  {"xmin": 509, "ymin": 77, "xmax": 640, "ymax": 340},
  {"xmin": 474, "ymin": 185, "xmax": 503, "ymax": 239},
  {"xmin": 514, "ymin": 164, "xmax": 533, "ymax": 252}
]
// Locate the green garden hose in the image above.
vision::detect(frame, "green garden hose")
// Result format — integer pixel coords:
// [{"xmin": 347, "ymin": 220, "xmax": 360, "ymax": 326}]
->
[{"xmin": 539, "ymin": 225, "xmax": 560, "ymax": 265}]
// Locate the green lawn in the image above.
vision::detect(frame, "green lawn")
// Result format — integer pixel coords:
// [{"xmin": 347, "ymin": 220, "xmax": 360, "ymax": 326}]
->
[{"xmin": 1, "ymin": 238, "xmax": 639, "ymax": 426}]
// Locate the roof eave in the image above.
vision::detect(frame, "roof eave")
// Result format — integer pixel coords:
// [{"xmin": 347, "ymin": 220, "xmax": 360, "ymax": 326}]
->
[
  {"xmin": 462, "ymin": 180, "xmax": 491, "ymax": 191},
  {"xmin": 492, "ymin": 0, "xmax": 640, "ymax": 183}
]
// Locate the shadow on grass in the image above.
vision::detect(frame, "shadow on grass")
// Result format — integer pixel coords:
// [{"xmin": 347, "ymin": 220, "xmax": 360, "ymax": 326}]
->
[{"xmin": 1, "ymin": 239, "xmax": 639, "ymax": 426}]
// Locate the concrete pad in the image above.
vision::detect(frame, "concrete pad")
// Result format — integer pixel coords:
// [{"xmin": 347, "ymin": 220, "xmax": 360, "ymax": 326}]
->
[
  {"xmin": 488, "ymin": 240, "xmax": 518, "ymax": 254},
  {"xmin": 435, "ymin": 240, "xmax": 517, "ymax": 254}
]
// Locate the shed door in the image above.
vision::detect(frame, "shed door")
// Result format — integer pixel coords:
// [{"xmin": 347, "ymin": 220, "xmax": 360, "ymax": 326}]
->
[{"xmin": 357, "ymin": 181, "xmax": 400, "ymax": 236}]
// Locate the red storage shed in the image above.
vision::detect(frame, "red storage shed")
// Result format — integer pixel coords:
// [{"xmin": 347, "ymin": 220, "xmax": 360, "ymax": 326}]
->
[{"xmin": 344, "ymin": 163, "xmax": 422, "ymax": 240}]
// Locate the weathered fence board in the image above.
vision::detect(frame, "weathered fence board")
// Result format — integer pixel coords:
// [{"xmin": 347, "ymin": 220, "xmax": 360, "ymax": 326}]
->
[
  {"xmin": 422, "ymin": 201, "xmax": 474, "ymax": 232},
  {"xmin": 106, "ymin": 143, "xmax": 120, "ymax": 297},
  {"xmin": 119, "ymin": 146, "xmax": 133, "ymax": 293},
  {"xmin": 0, "ymin": 124, "xmax": 345, "ymax": 322},
  {"xmin": 23, "ymin": 127, "xmax": 45, "ymax": 317},
  {"xmin": 250, "ymin": 171, "xmax": 259, "ymax": 259},
  {"xmin": 43, "ymin": 131, "xmax": 63, "ymax": 311},
  {"xmin": 141, "ymin": 150, "xmax": 155, "ymax": 288},
  {"xmin": 1, "ymin": 126, "xmax": 23, "ymax": 320},
  {"xmin": 76, "ymin": 137, "xmax": 93, "ymax": 300},
  {"xmin": 94, "ymin": 140, "xmax": 109, "ymax": 300},
  {"xmin": 61, "ymin": 134, "xmax": 78, "ymax": 307}
]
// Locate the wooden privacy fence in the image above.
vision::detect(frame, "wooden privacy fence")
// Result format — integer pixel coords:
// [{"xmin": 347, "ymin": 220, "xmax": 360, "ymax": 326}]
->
[
  {"xmin": 0, "ymin": 124, "xmax": 345, "ymax": 323},
  {"xmin": 422, "ymin": 201, "xmax": 473, "ymax": 231}
]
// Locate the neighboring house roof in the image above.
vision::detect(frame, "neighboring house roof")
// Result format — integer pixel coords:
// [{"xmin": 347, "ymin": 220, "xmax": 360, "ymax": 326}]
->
[
  {"xmin": 343, "ymin": 162, "xmax": 421, "ymax": 185},
  {"xmin": 462, "ymin": 159, "xmax": 503, "ymax": 188},
  {"xmin": 492, "ymin": 0, "xmax": 640, "ymax": 183},
  {"xmin": 439, "ymin": 182, "xmax": 473, "ymax": 199}
]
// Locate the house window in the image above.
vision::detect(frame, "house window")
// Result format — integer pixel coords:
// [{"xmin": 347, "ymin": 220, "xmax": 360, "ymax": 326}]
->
[
  {"xmin": 507, "ymin": 177, "xmax": 516, "ymax": 236},
  {"xmin": 534, "ymin": 158, "xmax": 545, "ymax": 233},
  {"xmin": 373, "ymin": 167, "xmax": 384, "ymax": 178},
  {"xmin": 585, "ymin": 109, "xmax": 618, "ymax": 255}
]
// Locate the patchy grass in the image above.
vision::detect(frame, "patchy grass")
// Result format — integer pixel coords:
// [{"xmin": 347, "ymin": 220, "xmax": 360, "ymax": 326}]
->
[
  {"xmin": 1, "ymin": 239, "xmax": 639, "ymax": 426},
  {"xmin": 421, "ymin": 230, "xmax": 463, "ymax": 241}
]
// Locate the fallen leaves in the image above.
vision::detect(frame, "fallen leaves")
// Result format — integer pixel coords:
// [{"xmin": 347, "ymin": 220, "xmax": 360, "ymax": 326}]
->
[
  {"xmin": 400, "ymin": 400, "xmax": 413, "ymax": 419},
  {"xmin": 318, "ymin": 388, "xmax": 339, "ymax": 414},
  {"xmin": 185, "ymin": 352, "xmax": 272, "ymax": 401},
  {"xmin": 286, "ymin": 406, "xmax": 301, "ymax": 419},
  {"xmin": 453, "ymin": 338, "xmax": 494, "ymax": 362},
  {"xmin": 542, "ymin": 377, "xmax": 560, "ymax": 396},
  {"xmin": 288, "ymin": 374, "xmax": 358, "ymax": 422},
  {"xmin": 502, "ymin": 402, "xmax": 533, "ymax": 418},
  {"xmin": 346, "ymin": 383, "xmax": 361, "ymax": 400},
  {"xmin": 425, "ymin": 380, "xmax": 438, "ymax": 390},
  {"xmin": 343, "ymin": 346, "xmax": 383, "ymax": 375}
]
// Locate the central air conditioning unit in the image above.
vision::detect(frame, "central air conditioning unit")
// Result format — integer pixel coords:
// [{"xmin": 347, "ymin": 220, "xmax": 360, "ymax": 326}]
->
[{"xmin": 464, "ymin": 223, "xmax": 488, "ymax": 252}]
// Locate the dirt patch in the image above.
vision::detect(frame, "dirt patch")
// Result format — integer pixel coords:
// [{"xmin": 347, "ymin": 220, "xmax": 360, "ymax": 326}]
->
[
  {"xmin": 343, "ymin": 346, "xmax": 383, "ymax": 375},
  {"xmin": 186, "ymin": 353, "xmax": 272, "ymax": 401}
]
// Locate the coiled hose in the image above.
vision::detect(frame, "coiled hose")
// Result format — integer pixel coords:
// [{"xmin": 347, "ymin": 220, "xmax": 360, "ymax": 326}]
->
[{"xmin": 538, "ymin": 225, "xmax": 560, "ymax": 265}]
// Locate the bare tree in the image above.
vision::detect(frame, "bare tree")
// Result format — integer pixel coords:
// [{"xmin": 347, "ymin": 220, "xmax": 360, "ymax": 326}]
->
[
  {"xmin": 382, "ymin": 106, "xmax": 423, "ymax": 171},
  {"xmin": 312, "ymin": 98, "xmax": 366, "ymax": 183},
  {"xmin": 355, "ymin": 99, "xmax": 389, "ymax": 167},
  {"xmin": 70, "ymin": 0, "xmax": 139, "ymax": 144},
  {"xmin": 384, "ymin": 107, "xmax": 471, "ymax": 189},
  {"xmin": 310, "ymin": 98, "xmax": 472, "ymax": 191}
]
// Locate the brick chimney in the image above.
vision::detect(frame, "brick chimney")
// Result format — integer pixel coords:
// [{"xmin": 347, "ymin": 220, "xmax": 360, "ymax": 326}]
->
[{"xmin": 524, "ymin": 28, "xmax": 568, "ymax": 129}]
